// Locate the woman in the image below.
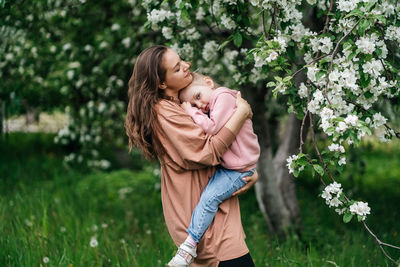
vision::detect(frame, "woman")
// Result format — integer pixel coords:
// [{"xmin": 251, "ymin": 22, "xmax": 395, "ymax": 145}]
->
[{"xmin": 125, "ymin": 45, "xmax": 258, "ymax": 266}]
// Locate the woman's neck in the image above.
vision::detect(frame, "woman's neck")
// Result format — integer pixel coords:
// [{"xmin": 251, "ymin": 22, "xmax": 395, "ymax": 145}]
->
[{"xmin": 163, "ymin": 88, "xmax": 179, "ymax": 99}]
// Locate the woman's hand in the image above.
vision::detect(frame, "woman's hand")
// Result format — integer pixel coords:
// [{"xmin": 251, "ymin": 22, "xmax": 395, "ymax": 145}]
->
[
  {"xmin": 232, "ymin": 170, "xmax": 258, "ymax": 197},
  {"xmin": 235, "ymin": 91, "xmax": 253, "ymax": 119}
]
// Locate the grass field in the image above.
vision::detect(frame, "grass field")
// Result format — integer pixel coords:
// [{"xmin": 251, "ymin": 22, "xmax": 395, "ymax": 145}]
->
[{"xmin": 1, "ymin": 133, "xmax": 399, "ymax": 266}]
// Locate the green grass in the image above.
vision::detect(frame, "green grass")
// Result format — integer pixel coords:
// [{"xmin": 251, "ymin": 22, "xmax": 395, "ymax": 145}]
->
[{"xmin": 1, "ymin": 133, "xmax": 399, "ymax": 266}]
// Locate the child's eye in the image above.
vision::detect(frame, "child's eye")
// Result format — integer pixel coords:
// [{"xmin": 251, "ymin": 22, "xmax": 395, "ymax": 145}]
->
[{"xmin": 195, "ymin": 93, "xmax": 200, "ymax": 99}]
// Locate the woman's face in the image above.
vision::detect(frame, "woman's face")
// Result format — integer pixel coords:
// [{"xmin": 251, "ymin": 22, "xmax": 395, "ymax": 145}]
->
[{"xmin": 161, "ymin": 49, "xmax": 192, "ymax": 93}]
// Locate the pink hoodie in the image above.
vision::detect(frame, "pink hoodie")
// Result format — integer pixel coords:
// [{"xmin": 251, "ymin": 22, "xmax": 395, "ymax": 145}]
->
[{"xmin": 184, "ymin": 87, "xmax": 260, "ymax": 171}]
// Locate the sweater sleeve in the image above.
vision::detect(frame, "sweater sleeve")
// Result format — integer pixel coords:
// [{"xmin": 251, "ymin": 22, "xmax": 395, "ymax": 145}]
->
[
  {"xmin": 158, "ymin": 104, "xmax": 236, "ymax": 170},
  {"xmin": 185, "ymin": 92, "xmax": 237, "ymax": 135}
]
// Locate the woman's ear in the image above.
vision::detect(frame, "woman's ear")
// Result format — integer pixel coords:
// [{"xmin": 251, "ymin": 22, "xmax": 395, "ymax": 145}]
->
[
  {"xmin": 204, "ymin": 76, "xmax": 214, "ymax": 88},
  {"xmin": 159, "ymin": 82, "xmax": 167, "ymax": 90}
]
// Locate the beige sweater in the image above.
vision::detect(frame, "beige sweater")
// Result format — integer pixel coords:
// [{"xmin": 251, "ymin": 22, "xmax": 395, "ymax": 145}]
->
[{"xmin": 155, "ymin": 98, "xmax": 249, "ymax": 266}]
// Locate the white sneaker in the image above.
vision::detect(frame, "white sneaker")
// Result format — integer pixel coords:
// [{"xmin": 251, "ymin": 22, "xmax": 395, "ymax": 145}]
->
[{"xmin": 167, "ymin": 243, "xmax": 197, "ymax": 267}]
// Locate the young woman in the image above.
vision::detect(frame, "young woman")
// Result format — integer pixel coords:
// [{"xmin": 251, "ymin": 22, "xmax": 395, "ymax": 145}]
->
[{"xmin": 125, "ymin": 45, "xmax": 258, "ymax": 267}]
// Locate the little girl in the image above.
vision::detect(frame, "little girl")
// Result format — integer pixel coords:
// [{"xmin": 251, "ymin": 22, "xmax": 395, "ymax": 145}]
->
[{"xmin": 168, "ymin": 73, "xmax": 260, "ymax": 266}]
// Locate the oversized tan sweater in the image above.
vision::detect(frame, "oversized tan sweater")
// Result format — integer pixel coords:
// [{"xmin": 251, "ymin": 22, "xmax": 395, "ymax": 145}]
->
[{"xmin": 155, "ymin": 98, "xmax": 249, "ymax": 266}]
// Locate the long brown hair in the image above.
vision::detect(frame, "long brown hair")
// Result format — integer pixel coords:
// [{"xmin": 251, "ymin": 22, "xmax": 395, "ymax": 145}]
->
[{"xmin": 125, "ymin": 45, "xmax": 168, "ymax": 161}]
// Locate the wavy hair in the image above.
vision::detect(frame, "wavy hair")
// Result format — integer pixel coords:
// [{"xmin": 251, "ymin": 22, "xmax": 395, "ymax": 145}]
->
[{"xmin": 125, "ymin": 45, "xmax": 168, "ymax": 161}]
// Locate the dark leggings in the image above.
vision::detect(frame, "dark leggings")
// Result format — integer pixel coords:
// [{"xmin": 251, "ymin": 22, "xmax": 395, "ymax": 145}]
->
[{"xmin": 218, "ymin": 253, "xmax": 255, "ymax": 267}]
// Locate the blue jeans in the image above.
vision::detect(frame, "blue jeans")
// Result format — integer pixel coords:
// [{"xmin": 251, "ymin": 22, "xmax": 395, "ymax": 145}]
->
[{"xmin": 187, "ymin": 167, "xmax": 255, "ymax": 243}]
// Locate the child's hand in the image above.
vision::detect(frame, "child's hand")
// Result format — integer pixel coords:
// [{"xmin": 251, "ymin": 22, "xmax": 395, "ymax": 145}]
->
[{"xmin": 181, "ymin": 101, "xmax": 192, "ymax": 110}]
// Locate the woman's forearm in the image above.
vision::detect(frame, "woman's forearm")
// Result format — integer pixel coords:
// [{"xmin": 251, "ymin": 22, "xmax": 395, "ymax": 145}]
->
[{"xmin": 224, "ymin": 107, "xmax": 249, "ymax": 135}]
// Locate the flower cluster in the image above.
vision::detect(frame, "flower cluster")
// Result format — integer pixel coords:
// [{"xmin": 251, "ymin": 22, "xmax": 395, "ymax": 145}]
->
[
  {"xmin": 321, "ymin": 182, "xmax": 371, "ymax": 221},
  {"xmin": 349, "ymin": 201, "xmax": 371, "ymax": 221},
  {"xmin": 321, "ymin": 182, "xmax": 343, "ymax": 207}
]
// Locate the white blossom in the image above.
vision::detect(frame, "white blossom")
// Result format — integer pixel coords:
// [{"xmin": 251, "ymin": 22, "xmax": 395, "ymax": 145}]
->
[
  {"xmin": 90, "ymin": 237, "xmax": 98, "ymax": 247},
  {"xmin": 362, "ymin": 59, "xmax": 383, "ymax": 77},
  {"xmin": 266, "ymin": 51, "xmax": 279, "ymax": 62},
  {"xmin": 298, "ymin": 83, "xmax": 308, "ymax": 98},
  {"xmin": 372, "ymin": 112, "xmax": 387, "ymax": 128},
  {"xmin": 328, "ymin": 143, "xmax": 345, "ymax": 153},
  {"xmin": 286, "ymin": 154, "xmax": 298, "ymax": 174},
  {"xmin": 355, "ymin": 36, "xmax": 376, "ymax": 54},
  {"xmin": 196, "ymin": 7, "xmax": 206, "ymax": 20},
  {"xmin": 349, "ymin": 201, "xmax": 371, "ymax": 220},
  {"xmin": 202, "ymin": 41, "xmax": 219, "ymax": 61},
  {"xmin": 147, "ymin": 9, "xmax": 173, "ymax": 24},
  {"xmin": 162, "ymin": 27, "xmax": 173, "ymax": 39},
  {"xmin": 337, "ymin": 0, "xmax": 358, "ymax": 13},
  {"xmin": 220, "ymin": 14, "xmax": 236, "ymax": 29},
  {"xmin": 122, "ymin": 37, "xmax": 131, "ymax": 48},
  {"xmin": 344, "ymin": 114, "xmax": 358, "ymax": 126},
  {"xmin": 319, "ymin": 37, "xmax": 333, "ymax": 54},
  {"xmin": 336, "ymin": 121, "xmax": 348, "ymax": 133},
  {"xmin": 111, "ymin": 23, "xmax": 120, "ymax": 31}
]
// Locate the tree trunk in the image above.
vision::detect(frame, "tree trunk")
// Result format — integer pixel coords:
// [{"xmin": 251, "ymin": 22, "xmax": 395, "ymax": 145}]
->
[
  {"xmin": 242, "ymin": 86, "xmax": 302, "ymax": 235},
  {"xmin": 255, "ymin": 114, "xmax": 302, "ymax": 235}
]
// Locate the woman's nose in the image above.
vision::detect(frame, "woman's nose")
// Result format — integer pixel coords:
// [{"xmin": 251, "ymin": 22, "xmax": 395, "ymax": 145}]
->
[{"xmin": 183, "ymin": 61, "xmax": 191, "ymax": 71}]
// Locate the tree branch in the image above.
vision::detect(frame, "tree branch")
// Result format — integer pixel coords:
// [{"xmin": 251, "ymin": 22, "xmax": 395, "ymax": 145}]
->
[
  {"xmin": 304, "ymin": 84, "xmax": 400, "ymax": 264},
  {"xmin": 262, "ymin": 10, "xmax": 268, "ymax": 42}
]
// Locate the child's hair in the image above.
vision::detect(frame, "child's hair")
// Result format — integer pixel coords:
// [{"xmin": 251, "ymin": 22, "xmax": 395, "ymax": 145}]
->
[{"xmin": 188, "ymin": 72, "xmax": 221, "ymax": 89}]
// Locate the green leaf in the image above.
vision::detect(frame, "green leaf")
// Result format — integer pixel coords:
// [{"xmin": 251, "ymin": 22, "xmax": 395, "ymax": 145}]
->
[
  {"xmin": 358, "ymin": 20, "xmax": 370, "ymax": 37},
  {"xmin": 343, "ymin": 213, "xmax": 353, "ymax": 223},
  {"xmin": 283, "ymin": 76, "xmax": 292, "ymax": 83},
  {"xmin": 297, "ymin": 157, "xmax": 308, "ymax": 166},
  {"xmin": 267, "ymin": 81, "xmax": 276, "ymax": 87},
  {"xmin": 375, "ymin": 14, "xmax": 386, "ymax": 24},
  {"xmin": 344, "ymin": 9, "xmax": 364, "ymax": 19},
  {"xmin": 233, "ymin": 32, "xmax": 242, "ymax": 47},
  {"xmin": 180, "ymin": 8, "xmax": 189, "ymax": 20},
  {"xmin": 360, "ymin": 73, "xmax": 371, "ymax": 87},
  {"xmin": 293, "ymin": 169, "xmax": 299, "ymax": 177},
  {"xmin": 342, "ymin": 42, "xmax": 352, "ymax": 49},
  {"xmin": 316, "ymin": 71, "xmax": 326, "ymax": 81},
  {"xmin": 365, "ymin": 2, "xmax": 375, "ymax": 12},
  {"xmin": 348, "ymin": 51, "xmax": 358, "ymax": 60},
  {"xmin": 143, "ymin": 20, "xmax": 152, "ymax": 30},
  {"xmin": 219, "ymin": 36, "xmax": 233, "ymax": 50},
  {"xmin": 313, "ymin": 164, "xmax": 324, "ymax": 176}
]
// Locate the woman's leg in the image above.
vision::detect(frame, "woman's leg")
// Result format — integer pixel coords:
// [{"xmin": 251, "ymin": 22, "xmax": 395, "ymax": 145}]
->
[
  {"xmin": 218, "ymin": 253, "xmax": 255, "ymax": 267},
  {"xmin": 187, "ymin": 167, "xmax": 254, "ymax": 242}
]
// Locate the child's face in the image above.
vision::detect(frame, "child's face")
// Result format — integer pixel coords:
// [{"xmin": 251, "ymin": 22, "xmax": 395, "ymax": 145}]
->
[{"xmin": 180, "ymin": 78, "xmax": 214, "ymax": 113}]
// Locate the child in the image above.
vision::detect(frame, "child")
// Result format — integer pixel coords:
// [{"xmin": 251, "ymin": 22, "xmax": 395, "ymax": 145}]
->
[{"xmin": 168, "ymin": 73, "xmax": 260, "ymax": 266}]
